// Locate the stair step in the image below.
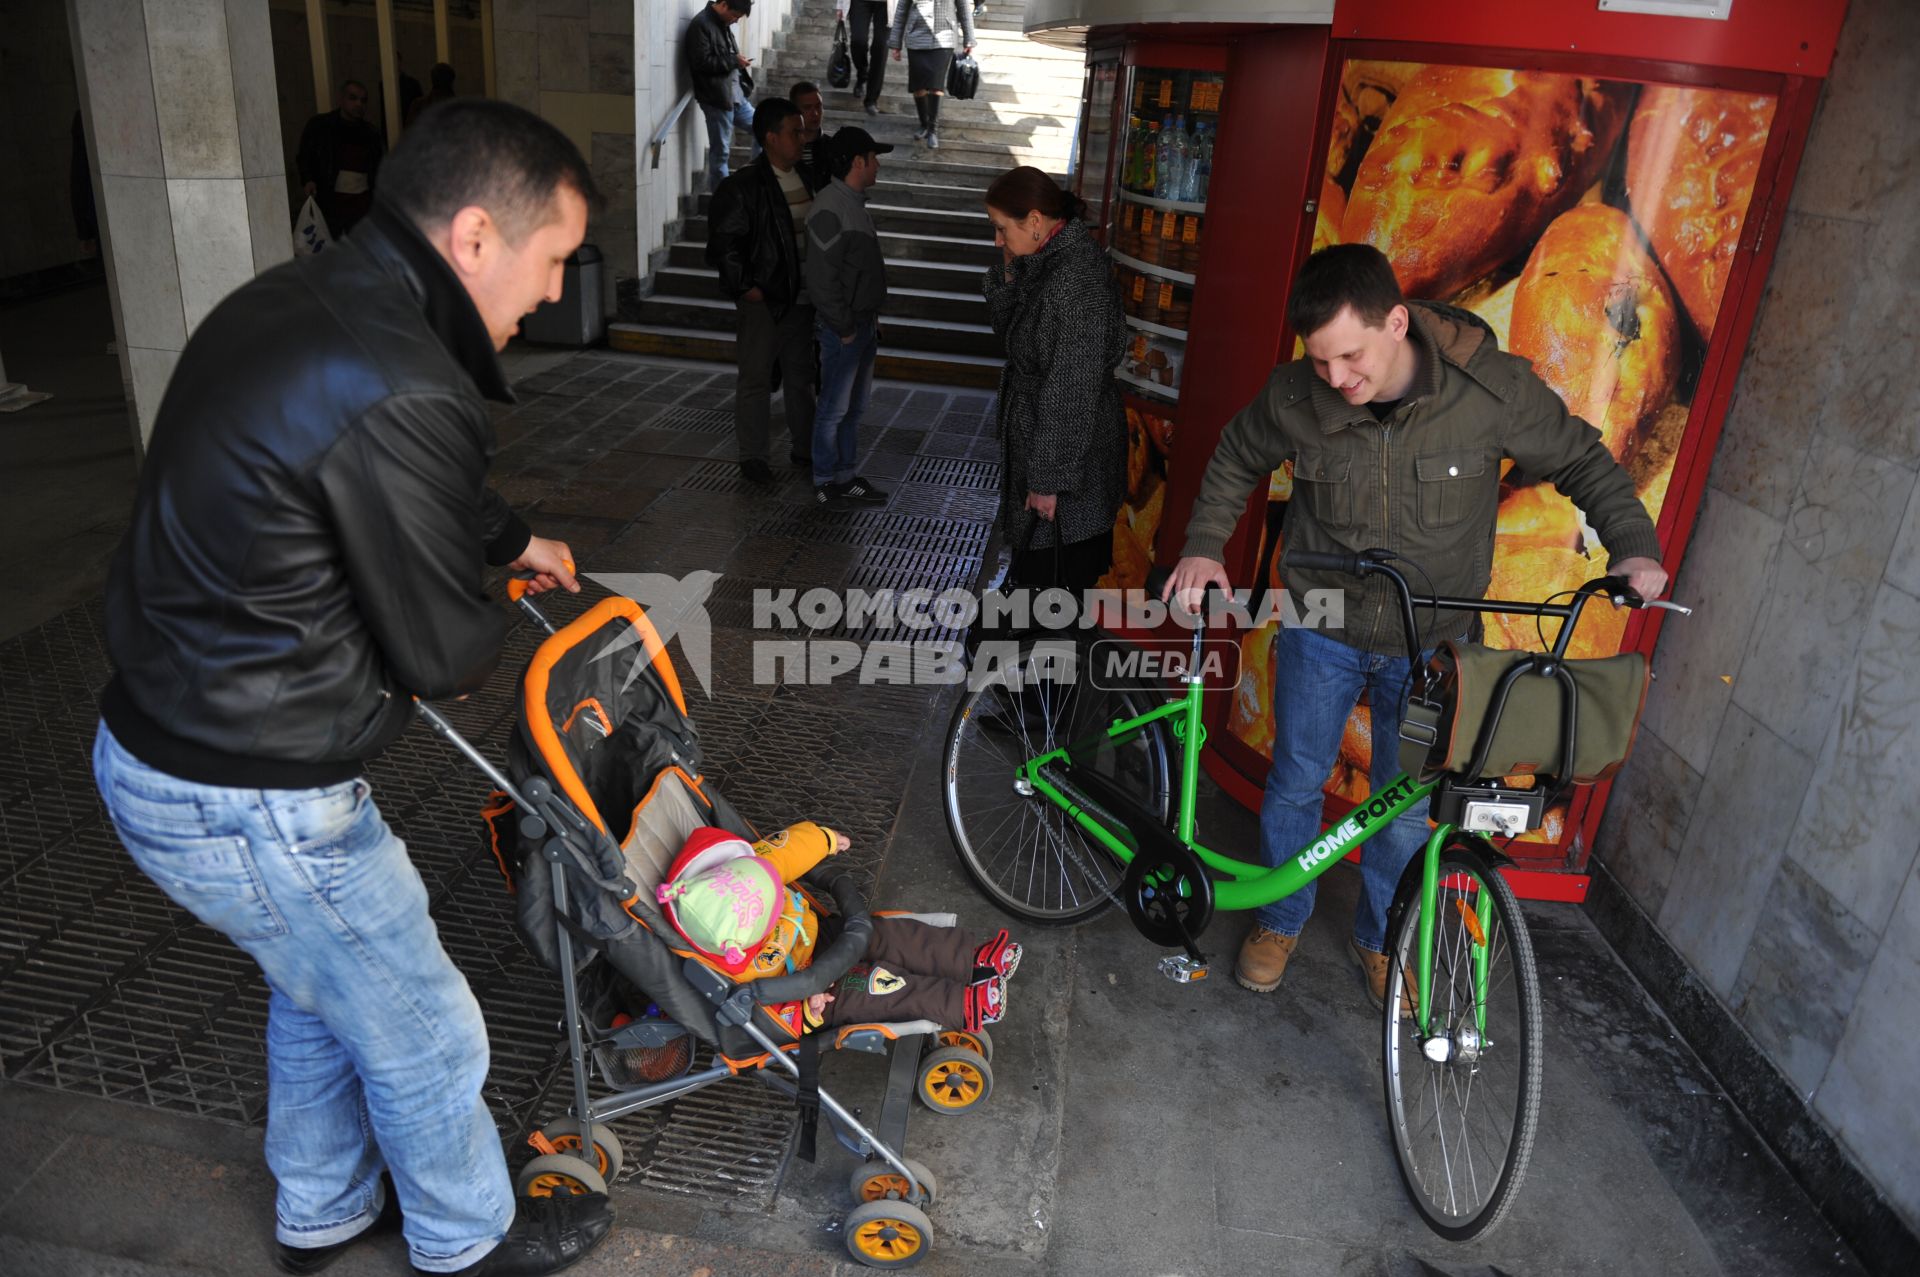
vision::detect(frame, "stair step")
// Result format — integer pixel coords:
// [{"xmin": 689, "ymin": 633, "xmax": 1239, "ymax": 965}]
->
[
  {"xmin": 650, "ymin": 266, "xmax": 987, "ymax": 324},
  {"xmin": 609, "ymin": 322, "xmax": 1002, "ymax": 389},
  {"xmin": 630, "ymin": 295, "xmax": 1001, "ymax": 358},
  {"xmin": 665, "ymin": 247, "xmax": 989, "ymax": 293},
  {"xmin": 684, "ymin": 203, "xmax": 991, "ymax": 245},
  {"xmin": 763, "ymin": 67, "xmax": 1084, "ymax": 115},
  {"xmin": 675, "ymin": 231, "xmax": 998, "ymax": 270}
]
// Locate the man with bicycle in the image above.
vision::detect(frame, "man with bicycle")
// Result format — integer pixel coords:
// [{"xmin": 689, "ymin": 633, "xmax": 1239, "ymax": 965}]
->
[{"xmin": 1163, "ymin": 244, "xmax": 1669, "ymax": 1004}]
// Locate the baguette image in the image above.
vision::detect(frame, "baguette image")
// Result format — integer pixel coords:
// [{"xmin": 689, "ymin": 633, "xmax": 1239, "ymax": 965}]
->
[
  {"xmin": 1343, "ymin": 69, "xmax": 1631, "ymax": 300},
  {"xmin": 1509, "ymin": 204, "xmax": 1681, "ymax": 463},
  {"xmin": 1626, "ymin": 87, "xmax": 1777, "ymax": 341}
]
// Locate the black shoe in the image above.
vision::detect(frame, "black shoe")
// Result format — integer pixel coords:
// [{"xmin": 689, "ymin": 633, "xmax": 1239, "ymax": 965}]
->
[
  {"xmin": 864, "ymin": 102, "xmax": 880, "ymax": 116},
  {"xmin": 739, "ymin": 458, "xmax": 774, "ymax": 483},
  {"xmin": 926, "ymin": 130, "xmax": 940, "ymax": 150},
  {"xmin": 840, "ymin": 475, "xmax": 888, "ymax": 505},
  {"xmin": 854, "ymin": 80, "xmax": 866, "ymax": 97},
  {"xmin": 789, "ymin": 451, "xmax": 813, "ymax": 469},
  {"xmin": 815, "ymin": 484, "xmax": 855, "ymax": 512},
  {"xmin": 413, "ymin": 1193, "xmax": 613, "ymax": 1277},
  {"xmin": 276, "ymin": 1178, "xmax": 402, "ymax": 1275}
]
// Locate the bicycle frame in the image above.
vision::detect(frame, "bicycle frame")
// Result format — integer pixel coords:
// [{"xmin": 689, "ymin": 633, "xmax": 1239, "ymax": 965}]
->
[{"xmin": 1017, "ymin": 658, "xmax": 1460, "ymax": 1035}]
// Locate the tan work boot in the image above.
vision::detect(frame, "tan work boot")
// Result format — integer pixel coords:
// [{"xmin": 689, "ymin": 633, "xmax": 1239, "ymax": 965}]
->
[
  {"xmin": 1349, "ymin": 937, "xmax": 1415, "ymax": 1016},
  {"xmin": 1234, "ymin": 924, "xmax": 1299, "ymax": 992}
]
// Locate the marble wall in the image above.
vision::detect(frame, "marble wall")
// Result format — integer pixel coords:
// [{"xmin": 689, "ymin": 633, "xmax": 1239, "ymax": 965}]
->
[
  {"xmin": 1595, "ymin": 0, "xmax": 1920, "ymax": 1235},
  {"xmin": 632, "ymin": 0, "xmax": 801, "ymax": 284}
]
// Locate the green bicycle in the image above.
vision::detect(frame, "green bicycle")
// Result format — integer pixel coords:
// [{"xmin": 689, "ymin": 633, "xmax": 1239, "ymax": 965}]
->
[{"xmin": 940, "ymin": 548, "xmax": 1685, "ymax": 1239}]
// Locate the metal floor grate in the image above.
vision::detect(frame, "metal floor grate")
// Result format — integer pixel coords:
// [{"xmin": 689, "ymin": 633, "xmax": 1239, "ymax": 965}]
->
[
  {"xmin": 0, "ymin": 348, "xmax": 989, "ymax": 1205},
  {"xmin": 904, "ymin": 454, "xmax": 1002, "ymax": 490}
]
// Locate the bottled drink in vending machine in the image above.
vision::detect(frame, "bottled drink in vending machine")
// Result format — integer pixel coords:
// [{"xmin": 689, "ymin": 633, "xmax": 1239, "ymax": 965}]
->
[
  {"xmin": 1141, "ymin": 120, "xmax": 1160, "ymax": 196},
  {"xmin": 1189, "ymin": 123, "xmax": 1213, "ymax": 203},
  {"xmin": 1153, "ymin": 114, "xmax": 1175, "ymax": 200},
  {"xmin": 1170, "ymin": 115, "xmax": 1191, "ymax": 203}
]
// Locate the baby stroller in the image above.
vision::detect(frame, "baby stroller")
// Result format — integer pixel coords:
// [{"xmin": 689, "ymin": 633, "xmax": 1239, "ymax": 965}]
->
[{"xmin": 415, "ymin": 586, "xmax": 993, "ymax": 1269}]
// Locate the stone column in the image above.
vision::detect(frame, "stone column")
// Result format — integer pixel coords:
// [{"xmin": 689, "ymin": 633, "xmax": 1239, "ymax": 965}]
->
[{"xmin": 66, "ymin": 0, "xmax": 293, "ymax": 455}]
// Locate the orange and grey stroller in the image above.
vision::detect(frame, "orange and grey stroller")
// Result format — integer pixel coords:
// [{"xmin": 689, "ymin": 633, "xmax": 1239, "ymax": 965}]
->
[{"xmin": 414, "ymin": 585, "xmax": 991, "ymax": 1269}]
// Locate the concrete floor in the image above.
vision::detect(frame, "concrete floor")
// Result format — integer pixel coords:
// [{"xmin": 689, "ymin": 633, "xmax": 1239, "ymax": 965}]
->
[{"xmin": 0, "ymin": 283, "xmax": 1872, "ymax": 1275}]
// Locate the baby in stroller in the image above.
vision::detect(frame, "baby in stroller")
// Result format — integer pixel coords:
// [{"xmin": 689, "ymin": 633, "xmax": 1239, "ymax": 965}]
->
[{"xmin": 658, "ymin": 821, "xmax": 1022, "ymax": 1034}]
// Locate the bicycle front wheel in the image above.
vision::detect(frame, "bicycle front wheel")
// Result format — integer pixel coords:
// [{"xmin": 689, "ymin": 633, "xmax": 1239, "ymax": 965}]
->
[
  {"xmin": 1383, "ymin": 834, "xmax": 1542, "ymax": 1241},
  {"xmin": 941, "ymin": 644, "xmax": 1172, "ymax": 926}
]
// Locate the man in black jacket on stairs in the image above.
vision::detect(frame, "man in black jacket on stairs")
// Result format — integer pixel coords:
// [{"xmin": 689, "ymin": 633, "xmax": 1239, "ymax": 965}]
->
[{"xmin": 707, "ymin": 97, "xmax": 827, "ymax": 482}]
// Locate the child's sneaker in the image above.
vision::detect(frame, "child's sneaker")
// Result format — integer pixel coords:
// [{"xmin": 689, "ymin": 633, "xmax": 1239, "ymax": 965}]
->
[
  {"xmin": 964, "ymin": 974, "xmax": 1008, "ymax": 1031},
  {"xmin": 974, "ymin": 928, "xmax": 1022, "ymax": 981}
]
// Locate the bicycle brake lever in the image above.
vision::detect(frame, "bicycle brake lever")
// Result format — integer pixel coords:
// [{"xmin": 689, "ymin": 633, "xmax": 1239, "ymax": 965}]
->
[{"xmin": 1643, "ymin": 599, "xmax": 1693, "ymax": 615}]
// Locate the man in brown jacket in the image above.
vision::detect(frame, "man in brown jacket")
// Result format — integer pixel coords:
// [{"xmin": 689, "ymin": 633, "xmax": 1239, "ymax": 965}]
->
[{"xmin": 1162, "ymin": 244, "xmax": 1668, "ymax": 1004}]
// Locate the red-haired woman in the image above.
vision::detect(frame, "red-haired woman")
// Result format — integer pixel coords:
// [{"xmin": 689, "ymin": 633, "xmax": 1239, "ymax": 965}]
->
[{"xmin": 981, "ymin": 165, "xmax": 1128, "ymax": 595}]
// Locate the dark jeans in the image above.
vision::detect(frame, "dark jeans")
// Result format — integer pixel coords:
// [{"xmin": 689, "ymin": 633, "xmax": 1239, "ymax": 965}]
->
[
  {"xmin": 846, "ymin": 0, "xmax": 888, "ymax": 104},
  {"xmin": 812, "ymin": 316, "xmax": 878, "ymax": 487},
  {"xmin": 735, "ymin": 300, "xmax": 817, "ymax": 464}
]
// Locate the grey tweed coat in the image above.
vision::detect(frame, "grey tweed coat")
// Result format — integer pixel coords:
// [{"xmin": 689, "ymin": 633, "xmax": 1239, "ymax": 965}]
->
[{"xmin": 981, "ymin": 217, "xmax": 1128, "ymax": 551}]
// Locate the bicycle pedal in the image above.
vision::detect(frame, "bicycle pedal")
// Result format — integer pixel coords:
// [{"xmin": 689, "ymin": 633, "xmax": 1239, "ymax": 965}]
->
[{"xmin": 1158, "ymin": 954, "xmax": 1210, "ymax": 984}]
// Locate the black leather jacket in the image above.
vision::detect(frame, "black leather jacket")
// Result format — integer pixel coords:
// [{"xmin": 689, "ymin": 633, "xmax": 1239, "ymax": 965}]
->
[
  {"xmin": 686, "ymin": 4, "xmax": 745, "ymax": 112},
  {"xmin": 706, "ymin": 156, "xmax": 823, "ymax": 318},
  {"xmin": 100, "ymin": 202, "xmax": 532, "ymax": 789}
]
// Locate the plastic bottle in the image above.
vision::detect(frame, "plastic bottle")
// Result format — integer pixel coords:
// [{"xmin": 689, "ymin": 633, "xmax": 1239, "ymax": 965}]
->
[
  {"xmin": 1170, "ymin": 115, "xmax": 1191, "ymax": 203},
  {"xmin": 1192, "ymin": 123, "xmax": 1214, "ymax": 203},
  {"xmin": 1154, "ymin": 114, "xmax": 1176, "ymax": 200},
  {"xmin": 1142, "ymin": 120, "xmax": 1161, "ymax": 197}
]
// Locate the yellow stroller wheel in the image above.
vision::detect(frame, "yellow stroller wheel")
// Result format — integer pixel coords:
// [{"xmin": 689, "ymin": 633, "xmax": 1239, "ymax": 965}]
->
[
  {"xmin": 849, "ymin": 1156, "xmax": 938, "ymax": 1207},
  {"xmin": 915, "ymin": 1045, "xmax": 993, "ymax": 1115},
  {"xmin": 533, "ymin": 1120, "xmax": 624, "ymax": 1183},
  {"xmin": 515, "ymin": 1152, "xmax": 608, "ymax": 1198},
  {"xmin": 932, "ymin": 1026, "xmax": 992, "ymax": 1062},
  {"xmin": 845, "ymin": 1199, "xmax": 934, "ymax": 1268}
]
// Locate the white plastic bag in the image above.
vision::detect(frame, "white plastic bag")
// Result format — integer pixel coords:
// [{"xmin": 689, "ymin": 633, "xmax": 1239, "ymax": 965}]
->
[{"xmin": 293, "ymin": 196, "xmax": 333, "ymax": 257}]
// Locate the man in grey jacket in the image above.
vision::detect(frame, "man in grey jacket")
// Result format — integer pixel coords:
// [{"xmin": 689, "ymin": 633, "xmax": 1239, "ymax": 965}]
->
[
  {"xmin": 805, "ymin": 126, "xmax": 895, "ymax": 511},
  {"xmin": 1163, "ymin": 244, "xmax": 1669, "ymax": 1005}
]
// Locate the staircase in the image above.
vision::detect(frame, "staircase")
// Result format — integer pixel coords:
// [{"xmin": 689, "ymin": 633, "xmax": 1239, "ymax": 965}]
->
[{"xmin": 610, "ymin": 1, "xmax": 1088, "ymax": 388}]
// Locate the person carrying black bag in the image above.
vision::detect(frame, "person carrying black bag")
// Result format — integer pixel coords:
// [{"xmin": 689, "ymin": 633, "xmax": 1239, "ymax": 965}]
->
[
  {"xmin": 889, "ymin": 0, "xmax": 974, "ymax": 150},
  {"xmin": 980, "ymin": 166, "xmax": 1127, "ymax": 597},
  {"xmin": 839, "ymin": 2, "xmax": 889, "ymax": 114}
]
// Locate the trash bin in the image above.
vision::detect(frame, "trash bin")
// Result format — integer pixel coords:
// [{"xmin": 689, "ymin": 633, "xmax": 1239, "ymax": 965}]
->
[{"xmin": 519, "ymin": 243, "xmax": 605, "ymax": 346}]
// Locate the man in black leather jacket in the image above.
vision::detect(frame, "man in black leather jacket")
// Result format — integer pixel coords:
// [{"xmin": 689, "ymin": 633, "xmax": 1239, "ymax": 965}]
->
[
  {"xmin": 92, "ymin": 101, "xmax": 613, "ymax": 1277},
  {"xmin": 687, "ymin": 0, "xmax": 756, "ymax": 192},
  {"xmin": 707, "ymin": 97, "xmax": 825, "ymax": 480}
]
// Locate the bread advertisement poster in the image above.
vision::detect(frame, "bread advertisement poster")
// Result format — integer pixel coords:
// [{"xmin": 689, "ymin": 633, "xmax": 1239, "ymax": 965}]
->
[{"xmin": 1225, "ymin": 61, "xmax": 1777, "ymax": 850}]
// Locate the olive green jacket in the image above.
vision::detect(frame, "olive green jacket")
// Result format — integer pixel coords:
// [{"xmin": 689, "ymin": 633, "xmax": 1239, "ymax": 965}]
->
[{"xmin": 1180, "ymin": 301, "xmax": 1662, "ymax": 654}]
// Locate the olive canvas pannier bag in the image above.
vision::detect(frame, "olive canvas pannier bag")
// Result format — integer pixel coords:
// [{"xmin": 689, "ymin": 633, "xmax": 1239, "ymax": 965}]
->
[{"xmin": 1405, "ymin": 641, "xmax": 1650, "ymax": 785}]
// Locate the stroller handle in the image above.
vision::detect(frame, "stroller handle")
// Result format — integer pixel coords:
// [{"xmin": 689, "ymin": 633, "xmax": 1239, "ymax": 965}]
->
[{"xmin": 749, "ymin": 873, "xmax": 874, "ymax": 1005}]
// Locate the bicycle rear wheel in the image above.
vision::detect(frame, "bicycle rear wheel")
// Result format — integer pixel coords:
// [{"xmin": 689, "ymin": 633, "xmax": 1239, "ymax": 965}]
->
[
  {"xmin": 941, "ymin": 643, "xmax": 1172, "ymax": 926},
  {"xmin": 1382, "ymin": 834, "xmax": 1542, "ymax": 1241}
]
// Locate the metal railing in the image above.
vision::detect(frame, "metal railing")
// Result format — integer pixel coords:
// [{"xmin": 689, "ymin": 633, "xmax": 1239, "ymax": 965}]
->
[{"xmin": 649, "ymin": 89, "xmax": 697, "ymax": 170}]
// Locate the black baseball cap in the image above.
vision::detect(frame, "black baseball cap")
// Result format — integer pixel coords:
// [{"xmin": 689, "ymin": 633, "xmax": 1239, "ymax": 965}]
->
[{"xmin": 831, "ymin": 126, "xmax": 895, "ymax": 161}]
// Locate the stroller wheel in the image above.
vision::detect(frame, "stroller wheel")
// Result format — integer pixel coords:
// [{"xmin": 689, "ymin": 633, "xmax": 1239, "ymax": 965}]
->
[
  {"xmin": 915, "ymin": 1046, "xmax": 994, "ymax": 1116},
  {"xmin": 845, "ymin": 1199, "xmax": 934, "ymax": 1268},
  {"xmin": 850, "ymin": 1156, "xmax": 938, "ymax": 1207},
  {"xmin": 534, "ymin": 1120, "xmax": 625, "ymax": 1183},
  {"xmin": 515, "ymin": 1152, "xmax": 609, "ymax": 1199},
  {"xmin": 932, "ymin": 1027, "xmax": 992, "ymax": 1063}
]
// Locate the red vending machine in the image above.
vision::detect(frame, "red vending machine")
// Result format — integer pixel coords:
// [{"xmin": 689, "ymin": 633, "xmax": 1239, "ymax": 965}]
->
[{"xmin": 1042, "ymin": 0, "xmax": 1848, "ymax": 899}]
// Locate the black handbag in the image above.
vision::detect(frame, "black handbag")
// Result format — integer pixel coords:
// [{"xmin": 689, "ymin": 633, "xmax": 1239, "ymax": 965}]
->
[
  {"xmin": 827, "ymin": 18, "xmax": 853, "ymax": 89},
  {"xmin": 946, "ymin": 52, "xmax": 981, "ymax": 101}
]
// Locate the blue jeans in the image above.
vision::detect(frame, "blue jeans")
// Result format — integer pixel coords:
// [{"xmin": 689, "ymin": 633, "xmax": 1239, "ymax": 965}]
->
[
  {"xmin": 812, "ymin": 316, "xmax": 878, "ymax": 487},
  {"xmin": 91, "ymin": 722, "xmax": 514, "ymax": 1272},
  {"xmin": 1257, "ymin": 626, "xmax": 1435, "ymax": 951},
  {"xmin": 702, "ymin": 97, "xmax": 756, "ymax": 191}
]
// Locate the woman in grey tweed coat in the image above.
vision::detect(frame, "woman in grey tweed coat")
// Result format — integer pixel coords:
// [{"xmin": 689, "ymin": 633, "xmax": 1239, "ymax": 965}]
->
[{"xmin": 981, "ymin": 166, "xmax": 1128, "ymax": 592}]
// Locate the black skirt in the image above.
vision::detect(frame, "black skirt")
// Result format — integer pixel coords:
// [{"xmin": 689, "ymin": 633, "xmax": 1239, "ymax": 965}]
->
[{"xmin": 907, "ymin": 47, "xmax": 954, "ymax": 93}]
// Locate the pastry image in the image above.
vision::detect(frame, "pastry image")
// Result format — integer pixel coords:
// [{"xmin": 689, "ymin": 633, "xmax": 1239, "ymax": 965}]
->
[
  {"xmin": 1343, "ymin": 69, "xmax": 1631, "ymax": 300},
  {"xmin": 1485, "ymin": 545, "xmax": 1627, "ymax": 660},
  {"xmin": 1314, "ymin": 175, "xmax": 1348, "ymax": 254},
  {"xmin": 1628, "ymin": 401, "xmax": 1691, "ymax": 523},
  {"xmin": 1227, "ymin": 623, "xmax": 1279, "ymax": 754},
  {"xmin": 1495, "ymin": 484, "xmax": 1585, "ymax": 552},
  {"xmin": 1626, "ymin": 86, "xmax": 1777, "ymax": 341},
  {"xmin": 1330, "ymin": 60, "xmax": 1421, "ymax": 188},
  {"xmin": 1509, "ymin": 204, "xmax": 1681, "ymax": 463}
]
